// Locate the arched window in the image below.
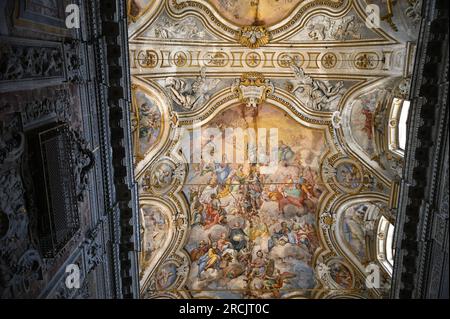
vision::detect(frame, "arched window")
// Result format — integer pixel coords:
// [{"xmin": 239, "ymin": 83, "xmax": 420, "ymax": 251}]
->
[
  {"xmin": 388, "ymin": 98, "xmax": 411, "ymax": 156},
  {"xmin": 377, "ymin": 216, "xmax": 395, "ymax": 275}
]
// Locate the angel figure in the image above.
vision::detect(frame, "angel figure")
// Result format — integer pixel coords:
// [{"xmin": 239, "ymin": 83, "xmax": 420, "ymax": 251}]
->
[
  {"xmin": 290, "ymin": 64, "xmax": 314, "ymax": 97},
  {"xmin": 263, "ymin": 268, "xmax": 296, "ymax": 298},
  {"xmin": 165, "ymin": 67, "xmax": 220, "ymax": 111},
  {"xmin": 290, "ymin": 64, "xmax": 345, "ymax": 111}
]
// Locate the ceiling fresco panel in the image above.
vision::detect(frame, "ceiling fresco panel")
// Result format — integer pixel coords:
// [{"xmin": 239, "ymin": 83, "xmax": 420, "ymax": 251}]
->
[
  {"xmin": 182, "ymin": 103, "xmax": 328, "ymax": 298},
  {"xmin": 206, "ymin": 0, "xmax": 307, "ymax": 27},
  {"xmin": 129, "ymin": 0, "xmax": 422, "ymax": 299}
]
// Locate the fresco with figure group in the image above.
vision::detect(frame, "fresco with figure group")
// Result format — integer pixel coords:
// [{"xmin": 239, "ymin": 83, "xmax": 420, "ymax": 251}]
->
[
  {"xmin": 131, "ymin": 89, "xmax": 162, "ymax": 162},
  {"xmin": 140, "ymin": 205, "xmax": 170, "ymax": 280},
  {"xmin": 208, "ymin": 0, "xmax": 304, "ymax": 26},
  {"xmin": 182, "ymin": 103, "xmax": 329, "ymax": 298},
  {"xmin": 341, "ymin": 203, "xmax": 380, "ymax": 265},
  {"xmin": 350, "ymin": 89, "xmax": 388, "ymax": 158}
]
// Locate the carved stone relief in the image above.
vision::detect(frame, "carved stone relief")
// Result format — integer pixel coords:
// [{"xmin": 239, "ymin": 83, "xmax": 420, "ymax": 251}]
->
[
  {"xmin": 0, "ymin": 42, "xmax": 63, "ymax": 82},
  {"xmin": 146, "ymin": 16, "xmax": 210, "ymax": 40},
  {"xmin": 0, "ymin": 84, "xmax": 93, "ymax": 298},
  {"xmin": 165, "ymin": 67, "xmax": 220, "ymax": 111},
  {"xmin": 289, "ymin": 64, "xmax": 345, "ymax": 111},
  {"xmin": 305, "ymin": 15, "xmax": 363, "ymax": 41}
]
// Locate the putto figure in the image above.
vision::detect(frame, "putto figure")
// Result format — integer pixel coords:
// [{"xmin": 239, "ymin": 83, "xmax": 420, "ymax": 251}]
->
[
  {"xmin": 290, "ymin": 64, "xmax": 345, "ymax": 111},
  {"xmin": 165, "ymin": 67, "xmax": 220, "ymax": 111}
]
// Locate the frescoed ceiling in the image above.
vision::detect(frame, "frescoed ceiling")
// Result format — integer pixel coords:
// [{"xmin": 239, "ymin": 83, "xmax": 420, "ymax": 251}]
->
[
  {"xmin": 128, "ymin": 0, "xmax": 421, "ymax": 299},
  {"xmin": 207, "ymin": 0, "xmax": 307, "ymax": 26}
]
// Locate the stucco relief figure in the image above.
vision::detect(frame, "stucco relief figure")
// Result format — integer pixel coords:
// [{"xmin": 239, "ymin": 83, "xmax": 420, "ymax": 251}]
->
[
  {"xmin": 165, "ymin": 68, "xmax": 220, "ymax": 111},
  {"xmin": 154, "ymin": 17, "xmax": 206, "ymax": 39},
  {"xmin": 290, "ymin": 64, "xmax": 345, "ymax": 111},
  {"xmin": 307, "ymin": 15, "xmax": 362, "ymax": 41},
  {"xmin": 0, "ymin": 45, "xmax": 62, "ymax": 81},
  {"xmin": 0, "ymin": 45, "xmax": 24, "ymax": 80}
]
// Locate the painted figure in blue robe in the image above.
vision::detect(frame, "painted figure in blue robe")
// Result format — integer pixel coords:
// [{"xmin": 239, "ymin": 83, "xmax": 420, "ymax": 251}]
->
[
  {"xmin": 192, "ymin": 206, "xmax": 204, "ymax": 226},
  {"xmin": 268, "ymin": 222, "xmax": 296, "ymax": 251},
  {"xmin": 215, "ymin": 163, "xmax": 231, "ymax": 185}
]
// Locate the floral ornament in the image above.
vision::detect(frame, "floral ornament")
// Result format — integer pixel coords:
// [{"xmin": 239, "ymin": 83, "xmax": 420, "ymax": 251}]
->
[
  {"xmin": 173, "ymin": 211, "xmax": 185, "ymax": 229},
  {"xmin": 405, "ymin": 0, "xmax": 422, "ymax": 25},
  {"xmin": 322, "ymin": 53, "xmax": 337, "ymax": 69},
  {"xmin": 238, "ymin": 26, "xmax": 270, "ymax": 49},
  {"xmin": 355, "ymin": 53, "xmax": 379, "ymax": 69}
]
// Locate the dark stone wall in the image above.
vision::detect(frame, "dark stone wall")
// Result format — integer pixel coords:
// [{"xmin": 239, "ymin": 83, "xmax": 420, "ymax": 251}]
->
[
  {"xmin": 391, "ymin": 0, "xmax": 449, "ymax": 299},
  {"xmin": 0, "ymin": 0, "xmax": 139, "ymax": 299}
]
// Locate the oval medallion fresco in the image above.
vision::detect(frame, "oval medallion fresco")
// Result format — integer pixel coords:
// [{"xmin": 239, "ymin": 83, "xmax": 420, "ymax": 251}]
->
[
  {"xmin": 329, "ymin": 261, "xmax": 353, "ymax": 289},
  {"xmin": 334, "ymin": 161, "xmax": 363, "ymax": 192},
  {"xmin": 155, "ymin": 263, "xmax": 178, "ymax": 290}
]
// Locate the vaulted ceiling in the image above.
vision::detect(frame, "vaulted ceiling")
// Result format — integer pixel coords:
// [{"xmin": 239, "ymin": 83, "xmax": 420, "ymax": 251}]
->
[{"xmin": 127, "ymin": 0, "xmax": 421, "ymax": 299}]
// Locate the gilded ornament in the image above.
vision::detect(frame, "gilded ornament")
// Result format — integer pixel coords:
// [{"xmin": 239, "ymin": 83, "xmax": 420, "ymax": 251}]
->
[{"xmin": 238, "ymin": 26, "xmax": 270, "ymax": 49}]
